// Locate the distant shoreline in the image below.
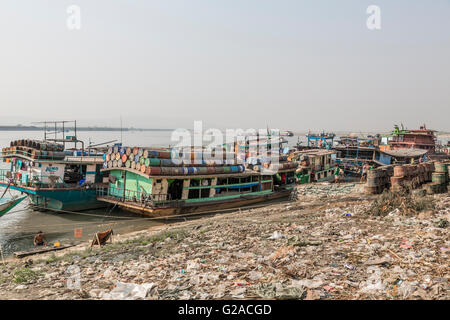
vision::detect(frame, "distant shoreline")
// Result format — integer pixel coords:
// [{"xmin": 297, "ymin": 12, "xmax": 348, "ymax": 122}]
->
[{"xmin": 0, "ymin": 126, "xmax": 173, "ymax": 132}]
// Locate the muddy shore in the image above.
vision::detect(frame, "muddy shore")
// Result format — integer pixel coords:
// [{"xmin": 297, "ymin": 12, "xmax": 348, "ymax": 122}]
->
[{"xmin": 0, "ymin": 183, "xmax": 448, "ymax": 300}]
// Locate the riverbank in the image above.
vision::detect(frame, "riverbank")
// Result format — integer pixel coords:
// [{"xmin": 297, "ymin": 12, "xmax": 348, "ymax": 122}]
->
[{"xmin": 0, "ymin": 182, "xmax": 448, "ymax": 300}]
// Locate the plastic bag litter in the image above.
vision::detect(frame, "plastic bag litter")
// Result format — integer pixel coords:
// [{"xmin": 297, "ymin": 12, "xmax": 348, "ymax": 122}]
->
[
  {"xmin": 101, "ymin": 281, "xmax": 156, "ymax": 300},
  {"xmin": 268, "ymin": 231, "xmax": 285, "ymax": 240},
  {"xmin": 254, "ymin": 282, "xmax": 305, "ymax": 299}
]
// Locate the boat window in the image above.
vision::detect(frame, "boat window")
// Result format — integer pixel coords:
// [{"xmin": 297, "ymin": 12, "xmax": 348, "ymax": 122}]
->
[
  {"xmin": 229, "ymin": 177, "xmax": 240, "ymax": 185},
  {"xmin": 188, "ymin": 179, "xmax": 200, "ymax": 199},
  {"xmin": 200, "ymin": 179, "xmax": 210, "ymax": 198},
  {"xmin": 64, "ymin": 164, "xmax": 86, "ymax": 184},
  {"xmin": 168, "ymin": 179, "xmax": 183, "ymax": 200}
]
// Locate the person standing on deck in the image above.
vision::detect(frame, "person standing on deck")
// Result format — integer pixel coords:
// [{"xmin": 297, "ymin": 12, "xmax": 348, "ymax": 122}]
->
[
  {"xmin": 310, "ymin": 170, "xmax": 316, "ymax": 183},
  {"xmin": 360, "ymin": 163, "xmax": 369, "ymax": 182},
  {"xmin": 334, "ymin": 167, "xmax": 340, "ymax": 183},
  {"xmin": 339, "ymin": 167, "xmax": 345, "ymax": 182}
]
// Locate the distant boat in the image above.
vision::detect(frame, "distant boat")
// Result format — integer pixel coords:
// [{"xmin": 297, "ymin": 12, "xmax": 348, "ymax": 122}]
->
[
  {"xmin": 0, "ymin": 196, "xmax": 26, "ymax": 217},
  {"xmin": 280, "ymin": 130, "xmax": 294, "ymax": 137}
]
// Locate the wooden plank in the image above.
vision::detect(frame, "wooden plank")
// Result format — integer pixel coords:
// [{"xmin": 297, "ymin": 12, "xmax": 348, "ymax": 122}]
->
[{"xmin": 14, "ymin": 244, "xmax": 77, "ymax": 258}]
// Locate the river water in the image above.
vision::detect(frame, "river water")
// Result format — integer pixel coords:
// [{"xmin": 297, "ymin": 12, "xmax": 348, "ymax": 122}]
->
[{"xmin": 0, "ymin": 129, "xmax": 304, "ymax": 257}]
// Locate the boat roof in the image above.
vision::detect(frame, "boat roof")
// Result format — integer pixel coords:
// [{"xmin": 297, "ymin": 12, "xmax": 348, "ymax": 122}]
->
[
  {"xmin": 293, "ymin": 149, "xmax": 336, "ymax": 156},
  {"xmin": 382, "ymin": 149, "xmax": 428, "ymax": 158},
  {"xmin": 101, "ymin": 167, "xmax": 296, "ymax": 179},
  {"xmin": 0, "ymin": 153, "xmax": 104, "ymax": 164}
]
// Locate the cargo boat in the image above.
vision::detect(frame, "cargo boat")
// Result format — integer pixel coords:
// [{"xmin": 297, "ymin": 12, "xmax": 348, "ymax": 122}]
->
[
  {"xmin": 290, "ymin": 149, "xmax": 338, "ymax": 183},
  {"xmin": 381, "ymin": 124, "xmax": 437, "ymax": 153},
  {"xmin": 0, "ymin": 121, "xmax": 110, "ymax": 212},
  {"xmin": 96, "ymin": 135, "xmax": 298, "ymax": 217}
]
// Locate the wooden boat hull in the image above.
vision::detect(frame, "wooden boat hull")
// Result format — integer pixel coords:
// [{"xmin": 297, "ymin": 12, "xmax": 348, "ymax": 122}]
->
[
  {"xmin": 98, "ymin": 189, "xmax": 292, "ymax": 217},
  {"xmin": 0, "ymin": 196, "xmax": 26, "ymax": 217}
]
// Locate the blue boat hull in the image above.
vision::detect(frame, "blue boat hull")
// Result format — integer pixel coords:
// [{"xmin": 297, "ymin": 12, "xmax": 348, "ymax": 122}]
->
[
  {"xmin": 28, "ymin": 188, "xmax": 107, "ymax": 211},
  {"xmin": 0, "ymin": 183, "xmax": 106, "ymax": 212}
]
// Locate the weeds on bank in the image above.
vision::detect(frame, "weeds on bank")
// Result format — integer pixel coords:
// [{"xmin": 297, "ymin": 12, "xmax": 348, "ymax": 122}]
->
[
  {"xmin": 13, "ymin": 267, "xmax": 43, "ymax": 283},
  {"xmin": 366, "ymin": 190, "xmax": 435, "ymax": 216},
  {"xmin": 99, "ymin": 229, "xmax": 188, "ymax": 254}
]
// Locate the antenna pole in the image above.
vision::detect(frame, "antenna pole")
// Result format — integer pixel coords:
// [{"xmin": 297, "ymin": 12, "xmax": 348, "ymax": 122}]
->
[{"xmin": 120, "ymin": 116, "xmax": 123, "ymax": 145}]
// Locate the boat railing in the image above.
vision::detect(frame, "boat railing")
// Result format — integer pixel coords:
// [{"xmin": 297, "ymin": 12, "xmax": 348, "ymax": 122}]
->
[
  {"xmin": 0, "ymin": 169, "xmax": 71, "ymax": 189},
  {"xmin": 0, "ymin": 148, "xmax": 101, "ymax": 162},
  {"xmin": 0, "ymin": 148, "xmax": 67, "ymax": 161},
  {"xmin": 96, "ymin": 185, "xmax": 173, "ymax": 206}
]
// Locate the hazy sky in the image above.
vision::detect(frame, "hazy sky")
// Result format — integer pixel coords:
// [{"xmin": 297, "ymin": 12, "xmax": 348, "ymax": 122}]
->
[{"xmin": 0, "ymin": 0, "xmax": 449, "ymax": 132}]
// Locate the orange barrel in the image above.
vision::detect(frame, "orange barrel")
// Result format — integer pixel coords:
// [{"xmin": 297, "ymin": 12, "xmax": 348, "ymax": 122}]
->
[
  {"xmin": 140, "ymin": 165, "xmax": 146, "ymax": 173},
  {"xmin": 148, "ymin": 167, "xmax": 162, "ymax": 175},
  {"xmin": 121, "ymin": 154, "xmax": 127, "ymax": 163},
  {"xmin": 394, "ymin": 165, "xmax": 406, "ymax": 177},
  {"xmin": 390, "ymin": 176, "xmax": 404, "ymax": 186},
  {"xmin": 159, "ymin": 151, "xmax": 171, "ymax": 159}
]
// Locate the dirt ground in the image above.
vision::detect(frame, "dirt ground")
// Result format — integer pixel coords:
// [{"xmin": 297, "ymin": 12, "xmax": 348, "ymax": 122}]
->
[{"xmin": 0, "ymin": 182, "xmax": 448, "ymax": 300}]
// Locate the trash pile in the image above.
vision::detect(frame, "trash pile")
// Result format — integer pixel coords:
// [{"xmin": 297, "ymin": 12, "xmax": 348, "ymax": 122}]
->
[
  {"xmin": 366, "ymin": 190, "xmax": 435, "ymax": 216},
  {"xmin": 297, "ymin": 183, "xmax": 358, "ymax": 199},
  {"xmin": 0, "ymin": 183, "xmax": 447, "ymax": 300}
]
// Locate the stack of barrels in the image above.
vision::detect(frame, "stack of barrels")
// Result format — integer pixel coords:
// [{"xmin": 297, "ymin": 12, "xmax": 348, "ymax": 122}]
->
[
  {"xmin": 390, "ymin": 163, "xmax": 434, "ymax": 193},
  {"xmin": 2, "ymin": 139, "xmax": 65, "ymax": 160},
  {"xmin": 364, "ymin": 165, "xmax": 393, "ymax": 194},
  {"xmin": 424, "ymin": 162, "xmax": 449, "ymax": 194},
  {"xmin": 247, "ymin": 155, "xmax": 297, "ymax": 172},
  {"xmin": 364, "ymin": 162, "xmax": 437, "ymax": 195},
  {"xmin": 103, "ymin": 146, "xmax": 245, "ymax": 176}
]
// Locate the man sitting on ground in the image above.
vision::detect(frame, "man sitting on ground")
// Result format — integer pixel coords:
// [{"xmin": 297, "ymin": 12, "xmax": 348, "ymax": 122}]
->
[{"xmin": 34, "ymin": 231, "xmax": 47, "ymax": 246}]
